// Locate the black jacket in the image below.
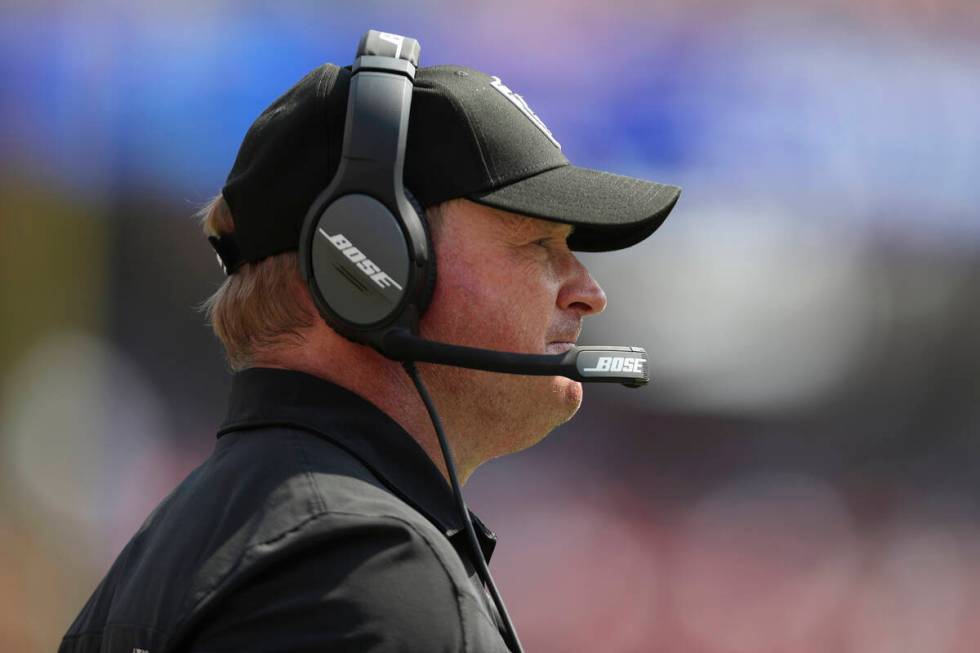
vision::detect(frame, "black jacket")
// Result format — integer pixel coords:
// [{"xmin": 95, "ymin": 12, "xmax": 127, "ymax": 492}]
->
[{"xmin": 59, "ymin": 367, "xmax": 511, "ymax": 652}]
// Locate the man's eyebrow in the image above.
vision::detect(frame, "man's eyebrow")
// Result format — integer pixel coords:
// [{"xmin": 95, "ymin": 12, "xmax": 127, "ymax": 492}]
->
[
  {"xmin": 536, "ymin": 225, "xmax": 574, "ymax": 241},
  {"xmin": 552, "ymin": 222, "xmax": 575, "ymax": 238}
]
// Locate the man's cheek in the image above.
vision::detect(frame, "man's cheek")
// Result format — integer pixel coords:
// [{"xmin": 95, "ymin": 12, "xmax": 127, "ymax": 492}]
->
[{"xmin": 424, "ymin": 279, "xmax": 497, "ymax": 343}]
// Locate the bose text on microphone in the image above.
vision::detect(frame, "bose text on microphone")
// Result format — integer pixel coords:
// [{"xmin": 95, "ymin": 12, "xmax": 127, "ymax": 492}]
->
[{"xmin": 381, "ymin": 329, "xmax": 649, "ymax": 387}]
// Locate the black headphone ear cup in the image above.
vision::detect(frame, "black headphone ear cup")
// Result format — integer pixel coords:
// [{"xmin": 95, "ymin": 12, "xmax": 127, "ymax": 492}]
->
[
  {"xmin": 303, "ymin": 191, "xmax": 415, "ymax": 342},
  {"xmin": 404, "ymin": 189, "xmax": 437, "ymax": 316}
]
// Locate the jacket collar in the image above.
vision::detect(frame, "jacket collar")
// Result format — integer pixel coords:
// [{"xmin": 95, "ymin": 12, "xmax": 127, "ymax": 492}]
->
[{"xmin": 216, "ymin": 367, "xmax": 496, "ymax": 561}]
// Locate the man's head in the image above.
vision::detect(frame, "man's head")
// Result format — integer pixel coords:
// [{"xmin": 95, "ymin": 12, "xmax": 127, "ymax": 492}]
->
[
  {"xmin": 201, "ymin": 194, "xmax": 603, "ymax": 468},
  {"xmin": 201, "ymin": 50, "xmax": 679, "ymax": 480}
]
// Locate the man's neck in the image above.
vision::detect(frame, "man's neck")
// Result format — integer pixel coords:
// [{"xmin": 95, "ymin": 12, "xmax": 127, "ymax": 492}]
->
[{"xmin": 251, "ymin": 340, "xmax": 472, "ymax": 486}]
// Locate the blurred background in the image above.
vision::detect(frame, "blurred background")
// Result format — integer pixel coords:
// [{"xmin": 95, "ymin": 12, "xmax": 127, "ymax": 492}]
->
[{"xmin": 2, "ymin": 0, "xmax": 979, "ymax": 650}]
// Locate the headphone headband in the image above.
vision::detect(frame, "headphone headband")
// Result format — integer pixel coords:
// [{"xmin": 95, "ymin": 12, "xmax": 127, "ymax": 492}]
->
[
  {"xmin": 352, "ymin": 56, "xmax": 416, "ymax": 77},
  {"xmin": 298, "ymin": 30, "xmax": 433, "ymax": 350},
  {"xmin": 338, "ymin": 57, "xmax": 414, "ymax": 201}
]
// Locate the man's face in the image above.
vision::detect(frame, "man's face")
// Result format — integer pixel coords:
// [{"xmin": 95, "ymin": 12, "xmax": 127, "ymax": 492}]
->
[{"xmin": 419, "ymin": 199, "xmax": 607, "ymax": 470}]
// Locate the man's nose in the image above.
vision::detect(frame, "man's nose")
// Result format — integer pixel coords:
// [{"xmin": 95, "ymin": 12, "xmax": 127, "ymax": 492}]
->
[{"xmin": 557, "ymin": 253, "xmax": 607, "ymax": 317}]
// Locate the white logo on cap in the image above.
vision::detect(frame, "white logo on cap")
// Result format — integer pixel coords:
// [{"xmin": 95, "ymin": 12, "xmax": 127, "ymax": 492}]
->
[{"xmin": 489, "ymin": 76, "xmax": 561, "ymax": 150}]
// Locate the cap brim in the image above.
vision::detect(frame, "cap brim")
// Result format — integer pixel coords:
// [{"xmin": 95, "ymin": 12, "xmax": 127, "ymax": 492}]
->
[{"xmin": 467, "ymin": 164, "xmax": 681, "ymax": 252}]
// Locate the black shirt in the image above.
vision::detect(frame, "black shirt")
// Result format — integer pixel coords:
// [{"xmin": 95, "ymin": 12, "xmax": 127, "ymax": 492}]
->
[{"xmin": 59, "ymin": 367, "xmax": 512, "ymax": 652}]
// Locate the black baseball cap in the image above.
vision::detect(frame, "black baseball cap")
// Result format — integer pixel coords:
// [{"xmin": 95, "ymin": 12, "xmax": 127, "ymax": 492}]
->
[{"xmin": 220, "ymin": 63, "xmax": 680, "ymax": 268}]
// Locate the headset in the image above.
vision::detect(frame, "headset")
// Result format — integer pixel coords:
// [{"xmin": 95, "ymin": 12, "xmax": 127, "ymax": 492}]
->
[{"xmin": 297, "ymin": 29, "xmax": 650, "ymax": 653}]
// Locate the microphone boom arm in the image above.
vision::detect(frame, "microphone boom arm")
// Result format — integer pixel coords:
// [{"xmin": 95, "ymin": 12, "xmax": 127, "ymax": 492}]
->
[{"xmin": 381, "ymin": 328, "xmax": 649, "ymax": 387}]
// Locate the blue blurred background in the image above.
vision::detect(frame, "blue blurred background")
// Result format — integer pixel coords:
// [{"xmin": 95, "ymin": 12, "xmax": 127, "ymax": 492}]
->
[{"xmin": 2, "ymin": 1, "xmax": 979, "ymax": 650}]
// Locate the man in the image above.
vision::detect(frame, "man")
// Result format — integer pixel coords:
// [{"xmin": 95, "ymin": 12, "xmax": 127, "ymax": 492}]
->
[{"xmin": 60, "ymin": 39, "xmax": 679, "ymax": 653}]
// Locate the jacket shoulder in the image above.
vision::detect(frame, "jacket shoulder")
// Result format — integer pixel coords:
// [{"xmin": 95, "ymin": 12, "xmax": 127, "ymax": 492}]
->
[{"xmin": 59, "ymin": 425, "xmax": 452, "ymax": 653}]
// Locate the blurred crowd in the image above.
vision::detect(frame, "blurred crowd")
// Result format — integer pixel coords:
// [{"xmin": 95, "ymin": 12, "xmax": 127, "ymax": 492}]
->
[{"xmin": 1, "ymin": 1, "xmax": 978, "ymax": 651}]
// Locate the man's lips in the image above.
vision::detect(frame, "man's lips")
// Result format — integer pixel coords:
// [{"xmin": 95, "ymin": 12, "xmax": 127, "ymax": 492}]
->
[
  {"xmin": 546, "ymin": 325, "xmax": 581, "ymax": 354},
  {"xmin": 545, "ymin": 341, "xmax": 576, "ymax": 354}
]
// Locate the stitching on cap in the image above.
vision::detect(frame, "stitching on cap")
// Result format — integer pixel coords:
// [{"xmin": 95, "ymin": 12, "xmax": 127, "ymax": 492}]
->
[{"xmin": 469, "ymin": 161, "xmax": 569, "ymax": 196}]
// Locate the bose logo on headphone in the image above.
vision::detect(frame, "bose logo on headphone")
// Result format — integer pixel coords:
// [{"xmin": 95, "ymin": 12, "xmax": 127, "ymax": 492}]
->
[
  {"xmin": 319, "ymin": 229, "xmax": 404, "ymax": 291},
  {"xmin": 583, "ymin": 356, "xmax": 645, "ymax": 374}
]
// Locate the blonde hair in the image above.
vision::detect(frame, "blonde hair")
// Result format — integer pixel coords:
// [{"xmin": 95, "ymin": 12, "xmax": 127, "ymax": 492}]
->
[{"xmin": 197, "ymin": 194, "xmax": 316, "ymax": 371}]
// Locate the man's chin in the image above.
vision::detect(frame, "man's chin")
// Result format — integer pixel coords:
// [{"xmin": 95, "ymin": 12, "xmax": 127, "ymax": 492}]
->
[{"xmin": 552, "ymin": 377, "xmax": 584, "ymax": 422}]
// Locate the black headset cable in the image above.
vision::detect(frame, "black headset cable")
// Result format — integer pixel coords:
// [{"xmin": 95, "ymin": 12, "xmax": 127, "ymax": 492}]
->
[{"xmin": 402, "ymin": 361, "xmax": 525, "ymax": 653}]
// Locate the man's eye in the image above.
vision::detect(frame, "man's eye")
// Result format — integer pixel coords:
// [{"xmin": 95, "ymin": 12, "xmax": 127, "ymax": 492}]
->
[{"xmin": 533, "ymin": 238, "xmax": 551, "ymax": 248}]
